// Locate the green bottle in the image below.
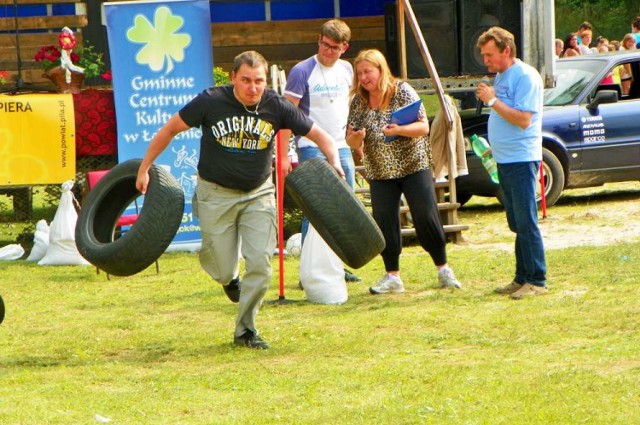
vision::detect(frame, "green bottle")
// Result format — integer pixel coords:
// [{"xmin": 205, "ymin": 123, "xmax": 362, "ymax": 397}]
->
[{"xmin": 470, "ymin": 134, "xmax": 499, "ymax": 184}]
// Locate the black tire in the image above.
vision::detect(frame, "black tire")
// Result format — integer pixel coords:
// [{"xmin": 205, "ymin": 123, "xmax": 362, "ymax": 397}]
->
[
  {"xmin": 447, "ymin": 191, "xmax": 472, "ymax": 207},
  {"xmin": 285, "ymin": 157, "xmax": 385, "ymax": 269},
  {"xmin": 0, "ymin": 294, "xmax": 5, "ymax": 325},
  {"xmin": 537, "ymin": 147, "xmax": 565, "ymax": 207},
  {"xmin": 75, "ymin": 159, "xmax": 185, "ymax": 276}
]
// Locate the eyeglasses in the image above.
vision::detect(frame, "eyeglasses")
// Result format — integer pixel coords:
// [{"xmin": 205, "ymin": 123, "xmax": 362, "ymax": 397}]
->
[{"xmin": 319, "ymin": 40, "xmax": 344, "ymax": 53}]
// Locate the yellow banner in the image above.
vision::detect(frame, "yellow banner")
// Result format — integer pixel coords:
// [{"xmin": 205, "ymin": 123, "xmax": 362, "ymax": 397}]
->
[{"xmin": 0, "ymin": 93, "xmax": 76, "ymax": 185}]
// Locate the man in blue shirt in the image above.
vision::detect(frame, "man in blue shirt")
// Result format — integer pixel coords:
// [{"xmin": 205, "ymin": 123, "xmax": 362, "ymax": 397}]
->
[{"xmin": 476, "ymin": 27, "xmax": 547, "ymax": 299}]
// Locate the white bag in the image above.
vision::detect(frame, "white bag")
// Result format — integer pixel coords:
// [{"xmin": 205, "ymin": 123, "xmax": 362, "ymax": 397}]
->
[
  {"xmin": 26, "ymin": 219, "xmax": 50, "ymax": 262},
  {"xmin": 0, "ymin": 244, "xmax": 25, "ymax": 261},
  {"xmin": 38, "ymin": 181, "xmax": 90, "ymax": 266},
  {"xmin": 299, "ymin": 224, "xmax": 348, "ymax": 305}
]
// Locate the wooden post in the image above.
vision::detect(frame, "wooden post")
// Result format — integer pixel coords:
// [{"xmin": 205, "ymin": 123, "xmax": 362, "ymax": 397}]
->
[
  {"xmin": 395, "ymin": 0, "xmax": 467, "ymax": 242},
  {"xmin": 398, "ymin": 0, "xmax": 453, "ymax": 127},
  {"xmin": 397, "ymin": 1, "xmax": 407, "ymax": 80}
]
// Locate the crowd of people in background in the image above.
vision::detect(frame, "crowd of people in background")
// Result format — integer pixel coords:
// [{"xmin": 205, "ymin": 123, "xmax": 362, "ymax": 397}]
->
[
  {"xmin": 555, "ymin": 17, "xmax": 640, "ymax": 95},
  {"xmin": 556, "ymin": 17, "xmax": 640, "ymax": 59}
]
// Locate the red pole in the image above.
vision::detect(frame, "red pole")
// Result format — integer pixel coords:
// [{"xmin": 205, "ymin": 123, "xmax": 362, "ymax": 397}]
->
[
  {"xmin": 539, "ymin": 161, "xmax": 547, "ymax": 219},
  {"xmin": 267, "ymin": 131, "xmax": 298, "ymax": 305},
  {"xmin": 275, "ymin": 131, "xmax": 286, "ymax": 298}
]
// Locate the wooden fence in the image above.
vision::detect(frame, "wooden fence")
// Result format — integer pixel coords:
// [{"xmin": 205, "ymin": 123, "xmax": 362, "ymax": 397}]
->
[
  {"xmin": 0, "ymin": 0, "xmax": 88, "ymax": 88},
  {"xmin": 211, "ymin": 16, "xmax": 386, "ymax": 74},
  {"xmin": 0, "ymin": 1, "xmax": 385, "ymax": 89}
]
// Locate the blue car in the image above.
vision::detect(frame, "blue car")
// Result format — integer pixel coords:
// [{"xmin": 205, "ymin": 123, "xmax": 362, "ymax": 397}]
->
[{"xmin": 456, "ymin": 50, "xmax": 640, "ymax": 206}]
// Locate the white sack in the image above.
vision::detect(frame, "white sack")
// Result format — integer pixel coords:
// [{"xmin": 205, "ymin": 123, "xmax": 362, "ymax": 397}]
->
[
  {"xmin": 299, "ymin": 224, "xmax": 347, "ymax": 305},
  {"xmin": 0, "ymin": 244, "xmax": 25, "ymax": 261},
  {"xmin": 38, "ymin": 181, "xmax": 90, "ymax": 266},
  {"xmin": 26, "ymin": 219, "xmax": 50, "ymax": 262}
]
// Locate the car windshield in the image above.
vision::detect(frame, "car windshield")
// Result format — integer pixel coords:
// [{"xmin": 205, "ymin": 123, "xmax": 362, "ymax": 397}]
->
[{"xmin": 544, "ymin": 59, "xmax": 606, "ymax": 106}]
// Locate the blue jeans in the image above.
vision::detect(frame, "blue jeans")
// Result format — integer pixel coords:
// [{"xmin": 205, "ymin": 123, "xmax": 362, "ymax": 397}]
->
[
  {"xmin": 297, "ymin": 146, "xmax": 355, "ymax": 243},
  {"xmin": 498, "ymin": 161, "xmax": 547, "ymax": 286}
]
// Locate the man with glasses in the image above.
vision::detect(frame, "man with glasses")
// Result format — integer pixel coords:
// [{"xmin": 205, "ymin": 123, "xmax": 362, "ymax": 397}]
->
[{"xmin": 283, "ymin": 19, "xmax": 361, "ymax": 282}]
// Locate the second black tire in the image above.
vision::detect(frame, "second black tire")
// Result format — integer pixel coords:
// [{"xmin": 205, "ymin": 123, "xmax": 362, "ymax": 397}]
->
[
  {"xmin": 285, "ymin": 158, "xmax": 385, "ymax": 269},
  {"xmin": 75, "ymin": 159, "xmax": 185, "ymax": 277}
]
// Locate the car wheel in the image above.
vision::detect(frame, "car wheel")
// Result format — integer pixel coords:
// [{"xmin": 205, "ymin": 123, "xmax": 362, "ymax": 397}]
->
[
  {"xmin": 538, "ymin": 148, "xmax": 565, "ymax": 207},
  {"xmin": 75, "ymin": 159, "xmax": 185, "ymax": 277},
  {"xmin": 285, "ymin": 157, "xmax": 385, "ymax": 269}
]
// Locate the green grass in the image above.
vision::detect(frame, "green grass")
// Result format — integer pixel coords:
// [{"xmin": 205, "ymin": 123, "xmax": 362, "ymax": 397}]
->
[
  {"xmin": 421, "ymin": 93, "xmax": 442, "ymax": 118},
  {"xmin": 0, "ymin": 186, "xmax": 58, "ymax": 247},
  {"xmin": 1, "ymin": 183, "xmax": 639, "ymax": 424}
]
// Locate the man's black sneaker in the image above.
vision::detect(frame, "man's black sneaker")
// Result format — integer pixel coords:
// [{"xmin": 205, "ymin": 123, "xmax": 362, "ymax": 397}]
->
[
  {"xmin": 344, "ymin": 269, "xmax": 361, "ymax": 282},
  {"xmin": 233, "ymin": 331, "xmax": 270, "ymax": 349},
  {"xmin": 223, "ymin": 277, "xmax": 240, "ymax": 303}
]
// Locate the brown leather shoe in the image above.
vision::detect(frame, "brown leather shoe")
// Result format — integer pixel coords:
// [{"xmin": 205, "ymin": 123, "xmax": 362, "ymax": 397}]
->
[
  {"xmin": 494, "ymin": 281, "xmax": 523, "ymax": 295},
  {"xmin": 510, "ymin": 283, "xmax": 548, "ymax": 300}
]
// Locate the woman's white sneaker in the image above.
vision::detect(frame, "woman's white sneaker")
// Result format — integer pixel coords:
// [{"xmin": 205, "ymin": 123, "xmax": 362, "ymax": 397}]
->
[
  {"xmin": 369, "ymin": 274, "xmax": 405, "ymax": 294},
  {"xmin": 438, "ymin": 267, "xmax": 462, "ymax": 289}
]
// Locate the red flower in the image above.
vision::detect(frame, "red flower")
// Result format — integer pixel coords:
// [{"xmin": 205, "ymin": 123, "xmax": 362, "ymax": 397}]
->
[
  {"xmin": 100, "ymin": 70, "xmax": 112, "ymax": 81},
  {"xmin": 34, "ymin": 45, "xmax": 65, "ymax": 72}
]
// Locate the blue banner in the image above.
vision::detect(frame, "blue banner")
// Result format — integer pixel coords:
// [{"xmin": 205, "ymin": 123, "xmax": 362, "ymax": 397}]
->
[{"xmin": 104, "ymin": 0, "xmax": 213, "ymax": 251}]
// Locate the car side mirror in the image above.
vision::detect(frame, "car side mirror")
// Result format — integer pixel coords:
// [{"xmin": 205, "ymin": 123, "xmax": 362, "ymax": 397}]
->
[{"xmin": 587, "ymin": 90, "xmax": 619, "ymax": 112}]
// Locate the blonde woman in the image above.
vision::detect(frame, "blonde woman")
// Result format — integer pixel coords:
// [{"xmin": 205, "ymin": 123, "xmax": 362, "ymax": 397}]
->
[
  {"xmin": 620, "ymin": 33, "xmax": 637, "ymax": 51},
  {"xmin": 346, "ymin": 49, "xmax": 461, "ymax": 294}
]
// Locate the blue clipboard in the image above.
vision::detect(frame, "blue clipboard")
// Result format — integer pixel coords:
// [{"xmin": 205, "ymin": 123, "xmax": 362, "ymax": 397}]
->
[{"xmin": 385, "ymin": 99, "xmax": 423, "ymax": 142}]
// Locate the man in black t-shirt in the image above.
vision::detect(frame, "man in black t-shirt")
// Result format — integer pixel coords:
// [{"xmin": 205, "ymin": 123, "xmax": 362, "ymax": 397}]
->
[{"xmin": 136, "ymin": 51, "xmax": 344, "ymax": 349}]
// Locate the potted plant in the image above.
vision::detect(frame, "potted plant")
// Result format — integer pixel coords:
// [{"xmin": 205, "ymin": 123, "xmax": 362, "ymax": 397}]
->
[{"xmin": 34, "ymin": 27, "xmax": 109, "ymax": 93}]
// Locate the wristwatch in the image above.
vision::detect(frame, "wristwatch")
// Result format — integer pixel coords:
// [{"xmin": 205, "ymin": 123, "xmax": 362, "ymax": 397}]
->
[{"xmin": 487, "ymin": 97, "xmax": 497, "ymax": 107}]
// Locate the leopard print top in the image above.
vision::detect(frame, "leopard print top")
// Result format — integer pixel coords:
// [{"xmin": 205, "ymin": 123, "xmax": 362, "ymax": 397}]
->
[{"xmin": 348, "ymin": 81, "xmax": 432, "ymax": 180}]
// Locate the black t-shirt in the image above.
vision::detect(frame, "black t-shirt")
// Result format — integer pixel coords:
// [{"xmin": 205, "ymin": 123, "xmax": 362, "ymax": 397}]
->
[{"xmin": 179, "ymin": 86, "xmax": 313, "ymax": 191}]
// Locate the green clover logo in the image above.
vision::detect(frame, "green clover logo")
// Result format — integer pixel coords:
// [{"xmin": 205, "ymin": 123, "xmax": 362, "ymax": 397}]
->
[{"xmin": 127, "ymin": 6, "xmax": 191, "ymax": 74}]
